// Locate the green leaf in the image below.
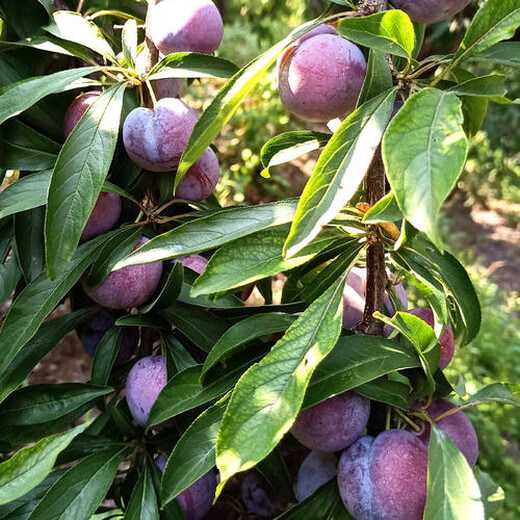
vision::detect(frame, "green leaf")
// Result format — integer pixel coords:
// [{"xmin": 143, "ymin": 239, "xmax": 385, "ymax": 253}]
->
[
  {"xmin": 0, "ymin": 254, "xmax": 21, "ymax": 306},
  {"xmin": 162, "ymin": 334, "xmax": 197, "ymax": 374},
  {"xmin": 125, "ymin": 465, "xmax": 159, "ymax": 520},
  {"xmin": 114, "ymin": 200, "xmax": 298, "ymax": 269},
  {"xmin": 201, "ymin": 313, "xmax": 298, "ymax": 382},
  {"xmin": 0, "ymin": 384, "xmax": 112, "ymax": 426},
  {"xmin": 358, "ymin": 49, "xmax": 394, "ymax": 106},
  {"xmin": 91, "ymin": 329, "xmax": 124, "ymax": 388},
  {"xmin": 0, "ymin": 170, "xmax": 51, "ymax": 219},
  {"xmin": 475, "ymin": 469, "xmax": 505, "ymax": 518},
  {"xmin": 383, "ymin": 89, "xmax": 468, "ymax": 248},
  {"xmin": 465, "ymin": 383, "xmax": 520, "ymax": 407},
  {"xmin": 14, "ymin": 207, "xmax": 46, "ymax": 283},
  {"xmin": 303, "ymin": 334, "xmax": 420, "ymax": 408},
  {"xmin": 216, "ymin": 278, "xmax": 345, "ymax": 488},
  {"xmin": 0, "ymin": 424, "xmax": 87, "ymax": 506},
  {"xmin": 0, "ymin": 120, "xmax": 59, "ymax": 170},
  {"xmin": 161, "ymin": 396, "xmax": 228, "ymax": 506},
  {"xmin": 147, "ymin": 52, "xmax": 239, "ymax": 80},
  {"xmin": 27, "ymin": 448, "xmax": 128, "ymax": 520},
  {"xmin": 45, "ymin": 11, "xmax": 117, "ymax": 63},
  {"xmin": 191, "ymin": 225, "xmax": 337, "ymax": 297},
  {"xmin": 456, "ymin": 0, "xmax": 520, "ymax": 61},
  {"xmin": 448, "ymin": 74, "xmax": 507, "ymax": 97},
  {"xmin": 121, "ymin": 19, "xmax": 138, "ymax": 69},
  {"xmin": 45, "ymin": 82, "xmax": 126, "ymax": 279},
  {"xmin": 141, "ymin": 262, "xmax": 183, "ymax": 313},
  {"xmin": 338, "ymin": 10, "xmax": 415, "ymax": 58},
  {"xmin": 0, "ymin": 67, "xmax": 98, "ymax": 126},
  {"xmin": 284, "ymin": 89, "xmax": 396, "ymax": 259},
  {"xmin": 363, "ymin": 192, "xmax": 402, "ymax": 223},
  {"xmin": 423, "ymin": 424, "xmax": 484, "ymax": 520},
  {"xmin": 356, "ymin": 379, "xmax": 411, "ymax": 410},
  {"xmin": 468, "ymin": 42, "xmax": 520, "ymax": 67}
]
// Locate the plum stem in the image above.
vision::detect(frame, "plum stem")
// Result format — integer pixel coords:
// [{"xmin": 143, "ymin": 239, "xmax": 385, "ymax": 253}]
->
[
  {"xmin": 394, "ymin": 408, "xmax": 423, "ymax": 433},
  {"xmin": 430, "ymin": 401, "xmax": 484, "ymax": 422}
]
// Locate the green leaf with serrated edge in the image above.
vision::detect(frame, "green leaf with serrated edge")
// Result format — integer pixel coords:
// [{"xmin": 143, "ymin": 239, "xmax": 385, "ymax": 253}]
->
[
  {"xmin": 0, "ymin": 254, "xmax": 21, "ymax": 306},
  {"xmin": 141, "ymin": 262, "xmax": 183, "ymax": 313},
  {"xmin": 356, "ymin": 379, "xmax": 410, "ymax": 410},
  {"xmin": 0, "ymin": 423, "xmax": 87, "ymax": 506},
  {"xmin": 121, "ymin": 19, "xmax": 137, "ymax": 69},
  {"xmin": 126, "ymin": 465, "xmax": 159, "ymax": 520},
  {"xmin": 382, "ymin": 89, "xmax": 468, "ymax": 249},
  {"xmin": 448, "ymin": 74, "xmax": 507, "ymax": 97},
  {"xmin": 216, "ymin": 278, "xmax": 345, "ymax": 489},
  {"xmin": 0, "ymin": 384, "xmax": 112, "ymax": 426},
  {"xmin": 468, "ymin": 42, "xmax": 520, "ymax": 67},
  {"xmin": 114, "ymin": 199, "xmax": 298, "ymax": 269},
  {"xmin": 45, "ymin": 11, "xmax": 117, "ymax": 63},
  {"xmin": 0, "ymin": 67, "xmax": 98, "ymax": 126},
  {"xmin": 191, "ymin": 225, "xmax": 337, "ymax": 297},
  {"xmin": 162, "ymin": 396, "xmax": 228, "ymax": 506},
  {"xmin": 338, "ymin": 10, "xmax": 415, "ymax": 58},
  {"xmin": 357, "ymin": 49, "xmax": 393, "ymax": 106},
  {"xmin": 91, "ymin": 328, "xmax": 123, "ymax": 388},
  {"xmin": 14, "ymin": 207, "xmax": 46, "ymax": 283},
  {"xmin": 147, "ymin": 52, "xmax": 238, "ymax": 80},
  {"xmin": 465, "ymin": 383, "xmax": 520, "ymax": 407},
  {"xmin": 27, "ymin": 448, "xmax": 128, "ymax": 520},
  {"xmin": 0, "ymin": 231, "xmax": 109, "ymax": 376},
  {"xmin": 423, "ymin": 424, "xmax": 484, "ymax": 520},
  {"xmin": 260, "ymin": 131, "xmax": 330, "ymax": 170},
  {"xmin": 0, "ymin": 120, "xmax": 60, "ymax": 170},
  {"xmin": 175, "ymin": 19, "xmax": 324, "ymax": 185},
  {"xmin": 0, "ymin": 309, "xmax": 94, "ymax": 405},
  {"xmin": 45, "ymin": 82, "xmax": 127, "ymax": 279},
  {"xmin": 363, "ymin": 192, "xmax": 402, "ymax": 223},
  {"xmin": 0, "ymin": 170, "xmax": 51, "ymax": 219},
  {"xmin": 201, "ymin": 314, "xmax": 298, "ymax": 382},
  {"xmin": 284, "ymin": 89, "xmax": 396, "ymax": 259},
  {"xmin": 303, "ymin": 334, "xmax": 420, "ymax": 408},
  {"xmin": 455, "ymin": 0, "xmax": 520, "ymax": 61}
]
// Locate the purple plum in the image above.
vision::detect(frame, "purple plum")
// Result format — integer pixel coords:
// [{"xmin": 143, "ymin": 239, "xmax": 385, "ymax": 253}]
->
[
  {"xmin": 81, "ymin": 192, "xmax": 122, "ymax": 242},
  {"xmin": 390, "ymin": 0, "xmax": 472, "ymax": 23},
  {"xmin": 149, "ymin": 0, "xmax": 223, "ymax": 55},
  {"xmin": 296, "ymin": 451, "xmax": 337, "ymax": 502},
  {"xmin": 291, "ymin": 391, "xmax": 370, "ymax": 452},
  {"xmin": 174, "ymin": 254, "xmax": 209, "ymax": 275},
  {"xmin": 63, "ymin": 91, "xmax": 101, "ymax": 138},
  {"xmin": 82, "ymin": 237, "xmax": 163, "ymax": 310},
  {"xmin": 241, "ymin": 471, "xmax": 287, "ymax": 518},
  {"xmin": 338, "ymin": 430, "xmax": 428, "ymax": 520},
  {"xmin": 153, "ymin": 78, "xmax": 182, "ymax": 99},
  {"xmin": 175, "ymin": 147, "xmax": 220, "ymax": 201}
]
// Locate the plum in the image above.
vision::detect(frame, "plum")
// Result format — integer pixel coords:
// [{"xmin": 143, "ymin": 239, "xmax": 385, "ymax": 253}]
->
[
  {"xmin": 82, "ymin": 237, "xmax": 163, "ymax": 309},
  {"xmin": 338, "ymin": 430, "xmax": 428, "ymax": 520},
  {"xmin": 407, "ymin": 308, "xmax": 455, "ymax": 369},
  {"xmin": 126, "ymin": 355, "xmax": 167, "ymax": 426},
  {"xmin": 241, "ymin": 471, "xmax": 287, "ymax": 518},
  {"xmin": 149, "ymin": 0, "xmax": 223, "ymax": 55},
  {"xmin": 81, "ymin": 192, "xmax": 122, "ymax": 242},
  {"xmin": 390, "ymin": 0, "xmax": 472, "ymax": 23},
  {"xmin": 418, "ymin": 399, "xmax": 478, "ymax": 466},
  {"xmin": 277, "ymin": 33, "xmax": 366, "ymax": 122},
  {"xmin": 153, "ymin": 78, "xmax": 182, "ymax": 99},
  {"xmin": 296, "ymin": 451, "xmax": 337, "ymax": 502},
  {"xmin": 174, "ymin": 254, "xmax": 209, "ymax": 275},
  {"xmin": 175, "ymin": 147, "xmax": 220, "ymax": 201},
  {"xmin": 79, "ymin": 311, "xmax": 138, "ymax": 364},
  {"xmin": 64, "ymin": 91, "xmax": 101, "ymax": 138},
  {"xmin": 291, "ymin": 391, "xmax": 370, "ymax": 452},
  {"xmin": 122, "ymin": 98, "xmax": 198, "ymax": 172}
]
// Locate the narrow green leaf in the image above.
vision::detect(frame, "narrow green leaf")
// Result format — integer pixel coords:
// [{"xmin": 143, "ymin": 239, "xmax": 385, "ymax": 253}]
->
[
  {"xmin": 216, "ymin": 278, "xmax": 345, "ymax": 488},
  {"xmin": 284, "ymin": 89, "xmax": 396, "ymax": 258},
  {"xmin": 91, "ymin": 329, "xmax": 124, "ymax": 388},
  {"xmin": 141, "ymin": 263, "xmax": 183, "ymax": 313},
  {"xmin": 468, "ymin": 42, "xmax": 520, "ymax": 67},
  {"xmin": 358, "ymin": 49, "xmax": 394, "ymax": 106},
  {"xmin": 0, "ymin": 424, "xmax": 87, "ymax": 505},
  {"xmin": 356, "ymin": 379, "xmax": 411, "ymax": 410},
  {"xmin": 448, "ymin": 74, "xmax": 507, "ymax": 97},
  {"xmin": 465, "ymin": 383, "xmax": 520, "ymax": 407},
  {"xmin": 162, "ymin": 334, "xmax": 197, "ymax": 374},
  {"xmin": 45, "ymin": 82, "xmax": 127, "ymax": 279},
  {"xmin": 125, "ymin": 465, "xmax": 159, "ymax": 520},
  {"xmin": 475, "ymin": 469, "xmax": 505, "ymax": 518},
  {"xmin": 121, "ymin": 19, "xmax": 138, "ymax": 69},
  {"xmin": 14, "ymin": 207, "xmax": 46, "ymax": 283},
  {"xmin": 0, "ymin": 254, "xmax": 21, "ymax": 306}
]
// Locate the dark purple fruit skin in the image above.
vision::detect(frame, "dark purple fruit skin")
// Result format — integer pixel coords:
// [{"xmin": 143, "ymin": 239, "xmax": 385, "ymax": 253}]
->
[
  {"xmin": 174, "ymin": 254, "xmax": 208, "ymax": 275},
  {"xmin": 126, "ymin": 355, "xmax": 167, "ymax": 426},
  {"xmin": 241, "ymin": 471, "xmax": 287, "ymax": 518},
  {"xmin": 153, "ymin": 78, "xmax": 182, "ymax": 99},
  {"xmin": 418, "ymin": 400, "xmax": 478, "ymax": 466},
  {"xmin": 176, "ymin": 147, "xmax": 220, "ymax": 201},
  {"xmin": 391, "ymin": 0, "xmax": 472, "ymax": 23},
  {"xmin": 338, "ymin": 430, "xmax": 428, "ymax": 520},
  {"xmin": 63, "ymin": 91, "xmax": 101, "ymax": 138},
  {"xmin": 296, "ymin": 451, "xmax": 337, "ymax": 502},
  {"xmin": 122, "ymin": 98, "xmax": 198, "ymax": 172},
  {"xmin": 79, "ymin": 311, "xmax": 138, "ymax": 364},
  {"xmin": 81, "ymin": 192, "xmax": 122, "ymax": 242},
  {"xmin": 149, "ymin": 0, "xmax": 223, "ymax": 55},
  {"xmin": 82, "ymin": 237, "xmax": 163, "ymax": 310},
  {"xmin": 277, "ymin": 34, "xmax": 367, "ymax": 122},
  {"xmin": 291, "ymin": 391, "xmax": 370, "ymax": 453}
]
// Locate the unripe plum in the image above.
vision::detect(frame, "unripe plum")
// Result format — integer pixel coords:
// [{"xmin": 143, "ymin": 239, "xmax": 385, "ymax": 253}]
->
[
  {"xmin": 79, "ymin": 311, "xmax": 138, "ymax": 364},
  {"xmin": 81, "ymin": 192, "xmax": 122, "ymax": 242},
  {"xmin": 390, "ymin": 0, "xmax": 472, "ymax": 23},
  {"xmin": 241, "ymin": 471, "xmax": 287, "ymax": 518},
  {"xmin": 149, "ymin": 0, "xmax": 223, "ymax": 55},
  {"xmin": 126, "ymin": 355, "xmax": 167, "ymax": 426},
  {"xmin": 338, "ymin": 430, "xmax": 428, "ymax": 520},
  {"xmin": 153, "ymin": 78, "xmax": 182, "ymax": 100},
  {"xmin": 407, "ymin": 308, "xmax": 455, "ymax": 369},
  {"xmin": 82, "ymin": 237, "xmax": 163, "ymax": 310},
  {"xmin": 291, "ymin": 391, "xmax": 370, "ymax": 452},
  {"xmin": 175, "ymin": 147, "xmax": 220, "ymax": 201},
  {"xmin": 277, "ymin": 34, "xmax": 367, "ymax": 122},
  {"xmin": 418, "ymin": 400, "xmax": 478, "ymax": 466},
  {"xmin": 64, "ymin": 91, "xmax": 101, "ymax": 138},
  {"xmin": 296, "ymin": 451, "xmax": 337, "ymax": 502},
  {"xmin": 174, "ymin": 254, "xmax": 208, "ymax": 275},
  {"xmin": 122, "ymin": 98, "xmax": 198, "ymax": 172}
]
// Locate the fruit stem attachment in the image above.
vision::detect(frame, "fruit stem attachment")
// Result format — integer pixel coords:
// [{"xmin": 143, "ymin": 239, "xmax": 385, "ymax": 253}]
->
[{"xmin": 394, "ymin": 408, "xmax": 423, "ymax": 433}]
